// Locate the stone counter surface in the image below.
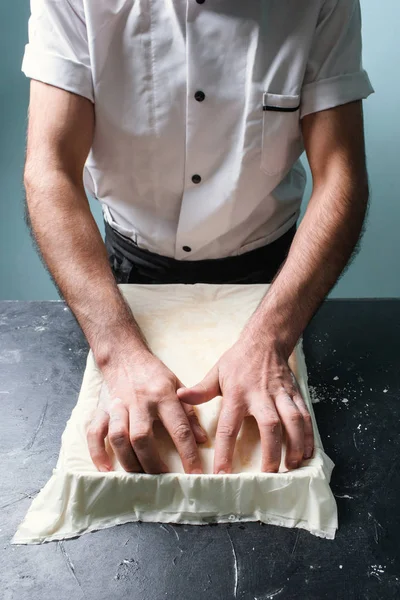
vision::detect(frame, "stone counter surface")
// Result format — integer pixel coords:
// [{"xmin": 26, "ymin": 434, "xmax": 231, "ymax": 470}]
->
[{"xmin": 0, "ymin": 299, "xmax": 399, "ymax": 600}]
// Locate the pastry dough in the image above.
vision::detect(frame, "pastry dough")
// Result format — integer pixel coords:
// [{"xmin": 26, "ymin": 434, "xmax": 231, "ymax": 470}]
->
[{"xmin": 13, "ymin": 284, "xmax": 337, "ymax": 544}]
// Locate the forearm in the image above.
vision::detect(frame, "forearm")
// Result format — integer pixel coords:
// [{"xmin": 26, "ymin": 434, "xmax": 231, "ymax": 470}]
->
[
  {"xmin": 243, "ymin": 173, "xmax": 369, "ymax": 357},
  {"xmin": 25, "ymin": 171, "xmax": 150, "ymax": 367}
]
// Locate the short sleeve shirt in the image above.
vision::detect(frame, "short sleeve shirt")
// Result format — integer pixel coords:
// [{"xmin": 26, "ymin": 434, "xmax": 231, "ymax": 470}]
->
[{"xmin": 22, "ymin": 0, "xmax": 374, "ymax": 260}]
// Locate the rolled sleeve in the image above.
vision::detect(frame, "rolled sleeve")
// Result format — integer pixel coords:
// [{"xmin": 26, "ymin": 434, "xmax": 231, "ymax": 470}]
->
[
  {"xmin": 301, "ymin": 0, "xmax": 374, "ymax": 119},
  {"xmin": 21, "ymin": 0, "xmax": 94, "ymax": 103}
]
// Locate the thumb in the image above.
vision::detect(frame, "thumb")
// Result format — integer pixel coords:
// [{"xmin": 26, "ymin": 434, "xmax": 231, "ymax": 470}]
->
[{"xmin": 176, "ymin": 365, "xmax": 221, "ymax": 405}]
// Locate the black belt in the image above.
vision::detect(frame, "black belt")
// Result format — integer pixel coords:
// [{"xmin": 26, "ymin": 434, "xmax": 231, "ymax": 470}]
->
[{"xmin": 104, "ymin": 221, "xmax": 296, "ymax": 285}]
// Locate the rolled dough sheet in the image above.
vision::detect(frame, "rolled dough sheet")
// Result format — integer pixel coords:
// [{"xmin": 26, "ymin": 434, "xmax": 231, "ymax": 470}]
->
[{"xmin": 13, "ymin": 284, "xmax": 337, "ymax": 544}]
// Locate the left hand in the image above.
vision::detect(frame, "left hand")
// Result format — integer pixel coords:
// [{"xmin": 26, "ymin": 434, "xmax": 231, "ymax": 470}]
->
[{"xmin": 177, "ymin": 335, "xmax": 314, "ymax": 474}]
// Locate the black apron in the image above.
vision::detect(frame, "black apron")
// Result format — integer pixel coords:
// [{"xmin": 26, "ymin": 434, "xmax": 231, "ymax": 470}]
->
[{"xmin": 105, "ymin": 221, "xmax": 296, "ymax": 285}]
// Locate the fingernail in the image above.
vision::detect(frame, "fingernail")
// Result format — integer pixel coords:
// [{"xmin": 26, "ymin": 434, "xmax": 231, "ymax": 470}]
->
[
  {"xmin": 218, "ymin": 470, "xmax": 226, "ymax": 475},
  {"xmin": 191, "ymin": 468, "xmax": 203, "ymax": 475},
  {"xmin": 289, "ymin": 461, "xmax": 299, "ymax": 470},
  {"xmin": 99, "ymin": 465, "xmax": 111, "ymax": 472},
  {"xmin": 304, "ymin": 448, "xmax": 313, "ymax": 459}
]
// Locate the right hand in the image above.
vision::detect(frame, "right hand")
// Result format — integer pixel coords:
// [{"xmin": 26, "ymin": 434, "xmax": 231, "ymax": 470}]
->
[{"xmin": 86, "ymin": 348, "xmax": 208, "ymax": 474}]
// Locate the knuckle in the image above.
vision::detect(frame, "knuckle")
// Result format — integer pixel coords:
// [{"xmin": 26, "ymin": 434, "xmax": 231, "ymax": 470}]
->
[
  {"xmin": 255, "ymin": 407, "xmax": 281, "ymax": 428},
  {"xmin": 288, "ymin": 411, "xmax": 303, "ymax": 425},
  {"xmin": 137, "ymin": 380, "xmax": 175, "ymax": 400},
  {"xmin": 275, "ymin": 385, "xmax": 288, "ymax": 397},
  {"xmin": 260, "ymin": 416, "xmax": 281, "ymax": 431},
  {"xmin": 218, "ymin": 423, "xmax": 237, "ymax": 439},
  {"xmin": 133, "ymin": 385, "xmax": 146, "ymax": 397},
  {"xmin": 109, "ymin": 397, "xmax": 124, "ymax": 410},
  {"xmin": 109, "ymin": 429, "xmax": 129, "ymax": 447},
  {"xmin": 86, "ymin": 425, "xmax": 96, "ymax": 438},
  {"xmin": 288, "ymin": 385, "xmax": 299, "ymax": 397},
  {"xmin": 303, "ymin": 412, "xmax": 313, "ymax": 426},
  {"xmin": 185, "ymin": 408, "xmax": 197, "ymax": 420},
  {"xmin": 172, "ymin": 423, "xmax": 193, "ymax": 443},
  {"xmin": 147, "ymin": 383, "xmax": 168, "ymax": 397},
  {"xmin": 130, "ymin": 427, "xmax": 152, "ymax": 446},
  {"xmin": 183, "ymin": 449, "xmax": 199, "ymax": 465},
  {"xmin": 87, "ymin": 425, "xmax": 103, "ymax": 439}
]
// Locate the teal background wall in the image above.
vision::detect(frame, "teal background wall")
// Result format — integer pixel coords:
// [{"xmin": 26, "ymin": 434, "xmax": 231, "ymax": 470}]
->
[{"xmin": 0, "ymin": 1, "xmax": 399, "ymax": 300}]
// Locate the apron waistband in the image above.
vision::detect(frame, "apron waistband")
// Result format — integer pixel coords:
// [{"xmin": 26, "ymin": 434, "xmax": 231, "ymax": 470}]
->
[{"xmin": 104, "ymin": 221, "xmax": 296, "ymax": 285}]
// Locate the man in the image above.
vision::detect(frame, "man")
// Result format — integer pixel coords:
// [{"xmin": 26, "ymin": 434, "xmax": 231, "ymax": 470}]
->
[{"xmin": 22, "ymin": 0, "xmax": 373, "ymax": 476}]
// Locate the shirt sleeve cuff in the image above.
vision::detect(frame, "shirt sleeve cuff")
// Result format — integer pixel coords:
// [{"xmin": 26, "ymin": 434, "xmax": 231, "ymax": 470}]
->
[
  {"xmin": 300, "ymin": 70, "xmax": 374, "ymax": 119},
  {"xmin": 21, "ymin": 44, "xmax": 94, "ymax": 103}
]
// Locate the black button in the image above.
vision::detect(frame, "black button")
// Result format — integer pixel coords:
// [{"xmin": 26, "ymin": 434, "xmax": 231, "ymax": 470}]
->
[
  {"xmin": 192, "ymin": 174, "xmax": 201, "ymax": 184},
  {"xmin": 196, "ymin": 0, "xmax": 205, "ymax": 3},
  {"xmin": 182, "ymin": 246, "xmax": 192, "ymax": 252},
  {"xmin": 194, "ymin": 90, "xmax": 205, "ymax": 102}
]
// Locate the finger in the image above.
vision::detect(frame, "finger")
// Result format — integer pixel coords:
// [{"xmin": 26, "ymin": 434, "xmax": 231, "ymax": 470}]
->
[
  {"xmin": 159, "ymin": 401, "xmax": 203, "ymax": 474},
  {"xmin": 86, "ymin": 408, "xmax": 112, "ymax": 472},
  {"xmin": 176, "ymin": 364, "xmax": 221, "ymax": 405},
  {"xmin": 108, "ymin": 400, "xmax": 142, "ymax": 473},
  {"xmin": 182, "ymin": 403, "xmax": 208, "ymax": 443},
  {"xmin": 251, "ymin": 400, "xmax": 282, "ymax": 472},
  {"xmin": 213, "ymin": 404, "xmax": 244, "ymax": 474},
  {"xmin": 292, "ymin": 392, "xmax": 314, "ymax": 460},
  {"xmin": 178, "ymin": 378, "xmax": 208, "ymax": 443},
  {"xmin": 274, "ymin": 392, "xmax": 304, "ymax": 470},
  {"xmin": 129, "ymin": 410, "xmax": 168, "ymax": 474}
]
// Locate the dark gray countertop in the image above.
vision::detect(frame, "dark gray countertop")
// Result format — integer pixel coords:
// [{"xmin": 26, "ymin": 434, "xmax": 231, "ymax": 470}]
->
[{"xmin": 1, "ymin": 299, "xmax": 399, "ymax": 600}]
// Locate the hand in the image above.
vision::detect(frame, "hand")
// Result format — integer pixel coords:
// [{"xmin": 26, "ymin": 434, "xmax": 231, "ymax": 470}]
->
[
  {"xmin": 86, "ymin": 348, "xmax": 207, "ymax": 474},
  {"xmin": 177, "ymin": 336, "xmax": 314, "ymax": 474}
]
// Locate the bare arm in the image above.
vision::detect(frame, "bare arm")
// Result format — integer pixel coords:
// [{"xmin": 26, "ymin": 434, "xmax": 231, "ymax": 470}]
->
[
  {"xmin": 24, "ymin": 81, "xmax": 148, "ymax": 366},
  {"xmin": 243, "ymin": 100, "xmax": 369, "ymax": 355},
  {"xmin": 179, "ymin": 101, "xmax": 369, "ymax": 473},
  {"xmin": 24, "ymin": 81, "xmax": 206, "ymax": 473}
]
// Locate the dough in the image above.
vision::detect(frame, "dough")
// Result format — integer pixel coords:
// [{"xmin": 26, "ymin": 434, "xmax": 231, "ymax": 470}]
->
[{"xmin": 13, "ymin": 284, "xmax": 337, "ymax": 544}]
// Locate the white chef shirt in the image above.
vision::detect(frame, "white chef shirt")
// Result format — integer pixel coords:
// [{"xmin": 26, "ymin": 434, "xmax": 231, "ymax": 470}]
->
[{"xmin": 22, "ymin": 0, "xmax": 374, "ymax": 261}]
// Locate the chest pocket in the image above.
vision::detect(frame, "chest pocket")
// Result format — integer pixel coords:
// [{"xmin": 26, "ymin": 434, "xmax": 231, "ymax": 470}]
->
[{"xmin": 261, "ymin": 93, "xmax": 302, "ymax": 176}]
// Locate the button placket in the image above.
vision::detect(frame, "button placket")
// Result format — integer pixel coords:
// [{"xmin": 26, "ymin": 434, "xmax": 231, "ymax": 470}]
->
[
  {"xmin": 191, "ymin": 90, "xmax": 204, "ymax": 186},
  {"xmin": 176, "ymin": 1, "xmax": 209, "ymax": 258}
]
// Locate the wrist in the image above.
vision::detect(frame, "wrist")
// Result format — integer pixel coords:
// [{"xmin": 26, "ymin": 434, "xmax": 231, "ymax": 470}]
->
[
  {"xmin": 240, "ymin": 325, "xmax": 296, "ymax": 360},
  {"xmin": 94, "ymin": 325, "xmax": 152, "ymax": 372},
  {"xmin": 241, "ymin": 305, "xmax": 301, "ymax": 360}
]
